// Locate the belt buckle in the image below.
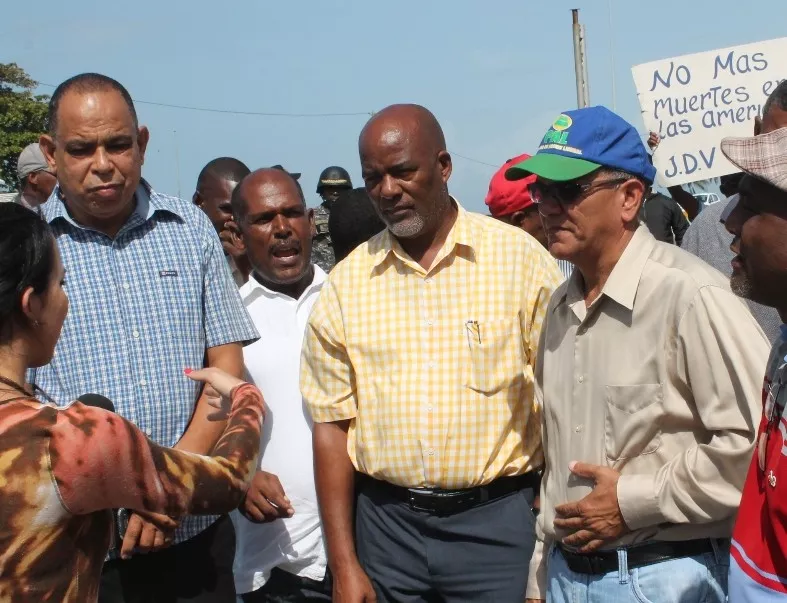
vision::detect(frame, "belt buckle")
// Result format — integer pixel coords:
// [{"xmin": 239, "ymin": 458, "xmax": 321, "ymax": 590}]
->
[{"xmin": 408, "ymin": 489, "xmax": 435, "ymax": 513}]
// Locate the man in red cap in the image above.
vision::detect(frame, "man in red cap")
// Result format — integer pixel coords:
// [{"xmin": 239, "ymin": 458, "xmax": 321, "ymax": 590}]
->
[{"xmin": 486, "ymin": 154, "xmax": 573, "ymax": 279}]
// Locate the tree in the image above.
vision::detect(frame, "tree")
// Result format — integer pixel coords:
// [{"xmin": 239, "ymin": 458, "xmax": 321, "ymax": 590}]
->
[{"xmin": 0, "ymin": 63, "xmax": 49, "ymax": 190}]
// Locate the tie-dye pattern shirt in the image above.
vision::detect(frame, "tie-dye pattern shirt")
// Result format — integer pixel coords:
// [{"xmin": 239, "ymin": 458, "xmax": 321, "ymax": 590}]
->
[{"xmin": 0, "ymin": 383, "xmax": 263, "ymax": 602}]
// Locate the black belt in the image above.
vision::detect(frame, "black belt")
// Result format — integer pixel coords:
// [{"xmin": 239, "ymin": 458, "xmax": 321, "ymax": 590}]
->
[
  {"xmin": 557, "ymin": 538, "xmax": 727, "ymax": 575},
  {"xmin": 359, "ymin": 472, "xmax": 540, "ymax": 516}
]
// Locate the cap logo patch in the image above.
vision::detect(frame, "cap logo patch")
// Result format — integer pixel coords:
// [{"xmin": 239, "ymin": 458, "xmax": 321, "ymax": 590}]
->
[{"xmin": 552, "ymin": 114, "xmax": 572, "ymax": 131}]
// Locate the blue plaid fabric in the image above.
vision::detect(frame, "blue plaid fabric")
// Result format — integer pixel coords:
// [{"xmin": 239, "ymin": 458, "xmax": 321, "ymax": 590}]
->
[{"xmin": 29, "ymin": 180, "xmax": 259, "ymax": 549}]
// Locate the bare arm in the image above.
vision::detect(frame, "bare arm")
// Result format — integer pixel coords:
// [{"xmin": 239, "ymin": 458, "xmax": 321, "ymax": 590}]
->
[
  {"xmin": 667, "ymin": 185, "xmax": 699, "ymax": 221},
  {"xmin": 177, "ymin": 342, "xmax": 244, "ymax": 454},
  {"xmin": 314, "ymin": 420, "xmax": 359, "ymax": 571},
  {"xmin": 50, "ymin": 379, "xmax": 264, "ymax": 517}
]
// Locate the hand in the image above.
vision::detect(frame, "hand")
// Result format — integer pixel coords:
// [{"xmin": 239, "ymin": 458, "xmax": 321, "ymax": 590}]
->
[
  {"xmin": 220, "ymin": 220, "xmax": 246, "ymax": 259},
  {"xmin": 553, "ymin": 461, "xmax": 629, "ymax": 553},
  {"xmin": 185, "ymin": 367, "xmax": 246, "ymax": 421},
  {"xmin": 647, "ymin": 131, "xmax": 660, "ymax": 151},
  {"xmin": 333, "ymin": 563, "xmax": 377, "ymax": 603},
  {"xmin": 241, "ymin": 470, "xmax": 295, "ymax": 523},
  {"xmin": 120, "ymin": 511, "xmax": 178, "ymax": 559}
]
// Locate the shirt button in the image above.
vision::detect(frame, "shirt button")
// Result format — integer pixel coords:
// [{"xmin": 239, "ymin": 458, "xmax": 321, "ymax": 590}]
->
[
  {"xmin": 144, "ymin": 428, "xmax": 153, "ymax": 437},
  {"xmin": 123, "ymin": 283, "xmax": 130, "ymax": 290},
  {"xmin": 428, "ymin": 360, "xmax": 436, "ymax": 369},
  {"xmin": 575, "ymin": 425, "xmax": 583, "ymax": 433},
  {"xmin": 132, "ymin": 330, "xmax": 140, "ymax": 339},
  {"xmin": 424, "ymin": 278, "xmax": 432, "ymax": 284},
  {"xmin": 578, "ymin": 375, "xmax": 585, "ymax": 383},
  {"xmin": 426, "ymin": 319, "xmax": 434, "ymax": 326},
  {"xmin": 427, "ymin": 448, "xmax": 435, "ymax": 456},
  {"xmin": 427, "ymin": 406, "xmax": 434, "ymax": 412},
  {"xmin": 139, "ymin": 379, "xmax": 147, "ymax": 387}
]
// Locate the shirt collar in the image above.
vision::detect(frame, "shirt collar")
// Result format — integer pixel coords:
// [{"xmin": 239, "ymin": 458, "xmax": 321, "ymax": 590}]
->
[
  {"xmin": 240, "ymin": 264, "xmax": 326, "ymax": 306},
  {"xmin": 43, "ymin": 179, "xmax": 186, "ymax": 228},
  {"xmin": 558, "ymin": 225, "xmax": 655, "ymax": 314},
  {"xmin": 369, "ymin": 197, "xmax": 476, "ymax": 273}
]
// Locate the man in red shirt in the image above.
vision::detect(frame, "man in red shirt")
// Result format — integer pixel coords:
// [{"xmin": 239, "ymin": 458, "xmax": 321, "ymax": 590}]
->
[{"xmin": 722, "ymin": 124, "xmax": 787, "ymax": 601}]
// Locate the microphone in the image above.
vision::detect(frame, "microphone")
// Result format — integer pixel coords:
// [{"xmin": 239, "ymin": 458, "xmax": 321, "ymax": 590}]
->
[{"xmin": 77, "ymin": 393, "xmax": 115, "ymax": 413}]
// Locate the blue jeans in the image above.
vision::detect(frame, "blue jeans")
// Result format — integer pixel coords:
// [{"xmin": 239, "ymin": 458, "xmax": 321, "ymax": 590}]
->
[{"xmin": 546, "ymin": 542, "xmax": 729, "ymax": 603}]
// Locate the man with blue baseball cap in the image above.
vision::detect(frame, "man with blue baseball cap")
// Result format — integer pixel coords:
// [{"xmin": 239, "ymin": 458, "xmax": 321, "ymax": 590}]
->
[{"xmin": 512, "ymin": 107, "xmax": 769, "ymax": 603}]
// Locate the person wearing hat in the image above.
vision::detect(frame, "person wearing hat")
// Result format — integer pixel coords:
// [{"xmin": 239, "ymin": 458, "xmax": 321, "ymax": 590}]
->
[
  {"xmin": 721, "ymin": 127, "xmax": 787, "ymax": 601},
  {"xmin": 14, "ymin": 142, "xmax": 57, "ymax": 209},
  {"xmin": 509, "ymin": 106, "xmax": 769, "ymax": 603},
  {"xmin": 312, "ymin": 166, "xmax": 353, "ymax": 272},
  {"xmin": 486, "ymin": 153, "xmax": 573, "ymax": 280}
]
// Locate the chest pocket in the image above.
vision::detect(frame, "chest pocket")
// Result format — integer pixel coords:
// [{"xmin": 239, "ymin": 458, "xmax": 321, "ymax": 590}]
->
[
  {"xmin": 465, "ymin": 317, "xmax": 523, "ymax": 395},
  {"xmin": 605, "ymin": 384, "xmax": 663, "ymax": 461},
  {"xmin": 154, "ymin": 265, "xmax": 203, "ymax": 340}
]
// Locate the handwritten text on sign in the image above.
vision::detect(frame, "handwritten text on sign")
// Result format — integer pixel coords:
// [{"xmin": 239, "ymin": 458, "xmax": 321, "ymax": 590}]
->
[{"xmin": 632, "ymin": 37, "xmax": 787, "ymax": 187}]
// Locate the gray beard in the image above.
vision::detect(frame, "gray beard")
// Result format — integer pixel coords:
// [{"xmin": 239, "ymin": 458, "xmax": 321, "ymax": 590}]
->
[
  {"xmin": 386, "ymin": 212, "xmax": 426, "ymax": 238},
  {"xmin": 730, "ymin": 273, "xmax": 753, "ymax": 299}
]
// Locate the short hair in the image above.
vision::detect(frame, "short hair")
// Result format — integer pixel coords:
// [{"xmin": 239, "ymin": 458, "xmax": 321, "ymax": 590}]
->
[
  {"xmin": 48, "ymin": 73, "xmax": 137, "ymax": 137},
  {"xmin": 231, "ymin": 167, "xmax": 305, "ymax": 223},
  {"xmin": 196, "ymin": 157, "xmax": 250, "ymax": 191},
  {"xmin": 328, "ymin": 187, "xmax": 385, "ymax": 262},
  {"xmin": 763, "ymin": 80, "xmax": 787, "ymax": 118}
]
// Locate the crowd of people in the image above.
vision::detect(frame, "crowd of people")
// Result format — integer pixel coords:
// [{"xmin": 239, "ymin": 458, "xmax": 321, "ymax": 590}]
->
[{"xmin": 0, "ymin": 70, "xmax": 786, "ymax": 603}]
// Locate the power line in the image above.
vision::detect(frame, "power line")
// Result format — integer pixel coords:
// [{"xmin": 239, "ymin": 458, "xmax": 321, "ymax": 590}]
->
[
  {"xmin": 35, "ymin": 81, "xmax": 498, "ymax": 168},
  {"xmin": 450, "ymin": 152, "xmax": 498, "ymax": 169},
  {"xmin": 36, "ymin": 82, "xmax": 372, "ymax": 118}
]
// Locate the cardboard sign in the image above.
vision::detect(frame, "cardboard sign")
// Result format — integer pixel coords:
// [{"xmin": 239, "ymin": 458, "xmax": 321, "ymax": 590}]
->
[{"xmin": 632, "ymin": 37, "xmax": 787, "ymax": 187}]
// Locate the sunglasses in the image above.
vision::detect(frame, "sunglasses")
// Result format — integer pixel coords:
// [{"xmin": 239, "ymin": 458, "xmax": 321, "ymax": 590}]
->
[{"xmin": 528, "ymin": 177, "xmax": 631, "ymax": 208}]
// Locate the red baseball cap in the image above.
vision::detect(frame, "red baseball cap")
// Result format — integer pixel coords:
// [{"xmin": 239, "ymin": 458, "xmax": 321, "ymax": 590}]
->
[{"xmin": 484, "ymin": 153, "xmax": 537, "ymax": 218}]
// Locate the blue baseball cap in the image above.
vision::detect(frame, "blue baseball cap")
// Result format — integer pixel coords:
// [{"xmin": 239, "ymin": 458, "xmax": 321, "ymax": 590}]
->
[{"xmin": 505, "ymin": 106, "xmax": 656, "ymax": 184}]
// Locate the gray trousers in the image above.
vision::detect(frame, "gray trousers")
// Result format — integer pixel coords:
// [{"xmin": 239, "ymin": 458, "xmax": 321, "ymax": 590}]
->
[{"xmin": 355, "ymin": 481, "xmax": 537, "ymax": 603}]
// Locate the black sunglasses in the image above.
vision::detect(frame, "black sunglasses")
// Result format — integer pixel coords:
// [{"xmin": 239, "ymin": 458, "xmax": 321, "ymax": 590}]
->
[{"xmin": 528, "ymin": 177, "xmax": 631, "ymax": 208}]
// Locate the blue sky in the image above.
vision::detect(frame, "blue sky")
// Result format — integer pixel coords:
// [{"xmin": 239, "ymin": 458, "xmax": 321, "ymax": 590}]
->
[{"xmin": 4, "ymin": 0, "xmax": 784, "ymax": 212}]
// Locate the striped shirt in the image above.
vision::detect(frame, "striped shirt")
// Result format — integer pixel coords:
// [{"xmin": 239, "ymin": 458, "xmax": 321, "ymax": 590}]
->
[
  {"xmin": 29, "ymin": 181, "xmax": 259, "ymax": 547},
  {"xmin": 556, "ymin": 258, "xmax": 573, "ymax": 280},
  {"xmin": 301, "ymin": 203, "xmax": 562, "ymax": 488}
]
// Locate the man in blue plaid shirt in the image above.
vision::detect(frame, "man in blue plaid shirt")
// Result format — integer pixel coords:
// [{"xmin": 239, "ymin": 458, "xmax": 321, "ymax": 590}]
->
[{"xmin": 34, "ymin": 73, "xmax": 259, "ymax": 602}]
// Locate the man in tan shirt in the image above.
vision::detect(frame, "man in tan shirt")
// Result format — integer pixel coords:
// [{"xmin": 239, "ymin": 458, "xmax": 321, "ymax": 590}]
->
[{"xmin": 506, "ymin": 106, "xmax": 769, "ymax": 603}]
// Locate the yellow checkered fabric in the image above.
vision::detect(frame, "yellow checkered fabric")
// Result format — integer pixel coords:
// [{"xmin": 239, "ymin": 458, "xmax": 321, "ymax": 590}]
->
[{"xmin": 301, "ymin": 204, "xmax": 562, "ymax": 488}]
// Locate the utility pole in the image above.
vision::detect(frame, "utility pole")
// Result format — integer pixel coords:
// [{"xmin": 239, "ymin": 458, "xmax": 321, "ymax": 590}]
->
[{"xmin": 572, "ymin": 9, "xmax": 590, "ymax": 108}]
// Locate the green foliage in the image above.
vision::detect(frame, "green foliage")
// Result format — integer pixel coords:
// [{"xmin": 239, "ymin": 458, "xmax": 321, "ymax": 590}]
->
[{"xmin": 0, "ymin": 63, "xmax": 49, "ymax": 189}]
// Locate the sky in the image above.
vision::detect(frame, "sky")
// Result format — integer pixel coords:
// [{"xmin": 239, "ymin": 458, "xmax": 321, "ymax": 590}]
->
[{"xmin": 3, "ymin": 0, "xmax": 785, "ymax": 212}]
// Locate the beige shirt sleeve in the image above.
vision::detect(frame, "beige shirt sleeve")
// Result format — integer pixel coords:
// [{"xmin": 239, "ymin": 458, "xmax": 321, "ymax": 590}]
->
[
  {"xmin": 617, "ymin": 285, "xmax": 766, "ymax": 529},
  {"xmin": 526, "ymin": 319, "xmax": 555, "ymax": 601},
  {"xmin": 300, "ymin": 280, "xmax": 358, "ymax": 423}
]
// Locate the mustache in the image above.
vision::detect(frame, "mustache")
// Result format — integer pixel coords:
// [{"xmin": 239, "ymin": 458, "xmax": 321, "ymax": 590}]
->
[{"xmin": 269, "ymin": 239, "xmax": 301, "ymax": 254}]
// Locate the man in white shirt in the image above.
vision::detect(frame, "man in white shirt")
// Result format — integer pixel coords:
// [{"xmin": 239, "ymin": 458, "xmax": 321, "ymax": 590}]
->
[{"xmin": 230, "ymin": 167, "xmax": 329, "ymax": 602}]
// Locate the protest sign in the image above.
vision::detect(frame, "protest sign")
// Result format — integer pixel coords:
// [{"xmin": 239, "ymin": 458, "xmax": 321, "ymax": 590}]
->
[{"xmin": 632, "ymin": 37, "xmax": 787, "ymax": 187}]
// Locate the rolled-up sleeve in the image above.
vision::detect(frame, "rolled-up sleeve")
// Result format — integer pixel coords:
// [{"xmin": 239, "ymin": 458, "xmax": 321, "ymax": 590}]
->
[
  {"xmin": 301, "ymin": 280, "xmax": 357, "ymax": 423},
  {"xmin": 617, "ymin": 285, "xmax": 768, "ymax": 529}
]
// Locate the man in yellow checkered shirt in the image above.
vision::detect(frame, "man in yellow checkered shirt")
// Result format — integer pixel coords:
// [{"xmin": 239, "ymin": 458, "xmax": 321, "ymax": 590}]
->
[{"xmin": 301, "ymin": 104, "xmax": 562, "ymax": 603}]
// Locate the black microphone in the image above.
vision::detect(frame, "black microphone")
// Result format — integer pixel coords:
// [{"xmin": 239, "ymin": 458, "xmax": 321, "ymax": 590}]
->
[
  {"xmin": 76, "ymin": 393, "xmax": 122, "ymax": 548},
  {"xmin": 77, "ymin": 393, "xmax": 115, "ymax": 413}
]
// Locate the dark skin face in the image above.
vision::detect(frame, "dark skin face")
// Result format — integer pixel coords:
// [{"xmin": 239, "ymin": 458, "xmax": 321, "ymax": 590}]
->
[
  {"xmin": 40, "ymin": 88, "xmax": 149, "ymax": 239},
  {"xmin": 497, "ymin": 205, "xmax": 548, "ymax": 248},
  {"xmin": 193, "ymin": 175, "xmax": 238, "ymax": 239},
  {"xmin": 23, "ymin": 170, "xmax": 58, "ymax": 206},
  {"xmin": 724, "ymin": 175, "xmax": 787, "ymax": 320},
  {"xmin": 235, "ymin": 169, "xmax": 315, "ymax": 299},
  {"xmin": 319, "ymin": 186, "xmax": 347, "ymax": 206},
  {"xmin": 359, "ymin": 104, "xmax": 454, "ymax": 269}
]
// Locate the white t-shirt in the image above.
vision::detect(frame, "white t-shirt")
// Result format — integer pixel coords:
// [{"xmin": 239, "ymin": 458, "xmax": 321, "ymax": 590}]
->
[{"xmin": 231, "ymin": 266, "xmax": 327, "ymax": 594}]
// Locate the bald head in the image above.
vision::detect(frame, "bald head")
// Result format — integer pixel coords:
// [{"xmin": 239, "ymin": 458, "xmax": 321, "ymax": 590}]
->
[
  {"xmin": 358, "ymin": 104, "xmax": 453, "ymax": 242},
  {"xmin": 232, "ymin": 167, "xmax": 305, "ymax": 222},
  {"xmin": 360, "ymin": 104, "xmax": 446, "ymax": 157}
]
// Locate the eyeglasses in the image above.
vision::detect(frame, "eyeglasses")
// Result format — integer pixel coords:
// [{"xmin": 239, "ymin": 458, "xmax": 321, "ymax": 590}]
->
[{"xmin": 527, "ymin": 177, "xmax": 631, "ymax": 209}]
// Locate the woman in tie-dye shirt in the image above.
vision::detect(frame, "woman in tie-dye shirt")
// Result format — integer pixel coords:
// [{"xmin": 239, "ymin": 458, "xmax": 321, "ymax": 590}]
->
[{"xmin": 0, "ymin": 204, "xmax": 264, "ymax": 601}]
